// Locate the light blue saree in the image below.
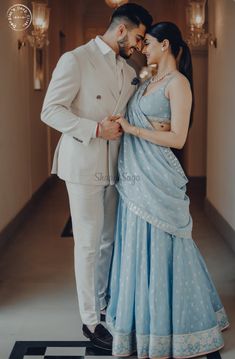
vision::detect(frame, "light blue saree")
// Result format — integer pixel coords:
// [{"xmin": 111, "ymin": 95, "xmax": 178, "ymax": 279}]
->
[{"xmin": 106, "ymin": 78, "xmax": 229, "ymax": 358}]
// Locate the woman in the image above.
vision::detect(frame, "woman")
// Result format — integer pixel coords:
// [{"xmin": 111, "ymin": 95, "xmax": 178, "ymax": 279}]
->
[{"xmin": 106, "ymin": 22, "xmax": 229, "ymax": 359}]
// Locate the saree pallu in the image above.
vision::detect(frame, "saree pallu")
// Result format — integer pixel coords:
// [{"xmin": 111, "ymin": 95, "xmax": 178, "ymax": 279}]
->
[{"xmin": 106, "ymin": 82, "xmax": 229, "ymax": 358}]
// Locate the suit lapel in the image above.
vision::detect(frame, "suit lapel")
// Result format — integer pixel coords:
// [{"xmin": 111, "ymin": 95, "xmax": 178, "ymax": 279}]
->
[
  {"xmin": 113, "ymin": 62, "xmax": 135, "ymax": 115},
  {"xmin": 84, "ymin": 40, "xmax": 119, "ymax": 101}
]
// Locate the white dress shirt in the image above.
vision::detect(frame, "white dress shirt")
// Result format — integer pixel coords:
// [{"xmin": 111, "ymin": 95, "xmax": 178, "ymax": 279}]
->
[
  {"xmin": 95, "ymin": 36, "xmax": 124, "ymax": 93},
  {"xmin": 91, "ymin": 36, "xmax": 124, "ymax": 138}
]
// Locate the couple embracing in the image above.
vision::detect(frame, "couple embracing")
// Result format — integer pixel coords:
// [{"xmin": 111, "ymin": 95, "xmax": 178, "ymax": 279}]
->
[{"xmin": 41, "ymin": 3, "xmax": 229, "ymax": 359}]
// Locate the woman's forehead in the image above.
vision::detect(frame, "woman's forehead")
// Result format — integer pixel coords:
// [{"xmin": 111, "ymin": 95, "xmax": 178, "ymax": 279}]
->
[{"xmin": 144, "ymin": 33, "xmax": 153, "ymax": 40}]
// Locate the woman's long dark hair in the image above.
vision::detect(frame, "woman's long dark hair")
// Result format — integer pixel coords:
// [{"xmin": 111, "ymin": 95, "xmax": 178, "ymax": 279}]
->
[{"xmin": 148, "ymin": 22, "xmax": 194, "ymax": 128}]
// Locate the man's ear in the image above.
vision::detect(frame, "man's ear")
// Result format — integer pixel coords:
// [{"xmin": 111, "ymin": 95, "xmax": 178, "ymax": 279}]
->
[{"xmin": 116, "ymin": 23, "xmax": 127, "ymax": 38}]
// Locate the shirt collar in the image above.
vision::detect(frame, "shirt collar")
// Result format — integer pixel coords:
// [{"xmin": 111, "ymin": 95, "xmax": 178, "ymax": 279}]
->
[
  {"xmin": 95, "ymin": 36, "xmax": 114, "ymax": 56},
  {"xmin": 95, "ymin": 36, "xmax": 125, "ymax": 64}
]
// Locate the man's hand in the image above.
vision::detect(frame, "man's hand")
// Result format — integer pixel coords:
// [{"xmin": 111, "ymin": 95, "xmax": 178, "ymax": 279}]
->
[{"xmin": 97, "ymin": 116, "xmax": 123, "ymax": 140}]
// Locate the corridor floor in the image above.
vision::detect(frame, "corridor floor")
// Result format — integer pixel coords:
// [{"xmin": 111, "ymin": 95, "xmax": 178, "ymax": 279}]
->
[{"xmin": 0, "ymin": 179, "xmax": 234, "ymax": 359}]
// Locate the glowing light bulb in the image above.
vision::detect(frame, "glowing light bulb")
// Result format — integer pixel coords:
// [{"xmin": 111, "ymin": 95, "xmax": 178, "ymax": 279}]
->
[
  {"xmin": 35, "ymin": 17, "xmax": 45, "ymax": 28},
  {"xmin": 195, "ymin": 15, "xmax": 202, "ymax": 25}
]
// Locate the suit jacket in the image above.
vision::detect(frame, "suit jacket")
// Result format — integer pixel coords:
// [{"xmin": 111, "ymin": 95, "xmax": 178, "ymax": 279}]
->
[{"xmin": 41, "ymin": 39, "xmax": 136, "ymax": 185}]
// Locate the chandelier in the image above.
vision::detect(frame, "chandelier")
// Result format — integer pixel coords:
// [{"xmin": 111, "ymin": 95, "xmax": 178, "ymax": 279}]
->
[
  {"xmin": 105, "ymin": 0, "xmax": 129, "ymax": 9},
  {"xmin": 186, "ymin": 0, "xmax": 216, "ymax": 48}
]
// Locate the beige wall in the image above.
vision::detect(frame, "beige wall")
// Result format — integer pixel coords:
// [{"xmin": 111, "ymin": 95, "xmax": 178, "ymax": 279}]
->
[
  {"xmin": 0, "ymin": 0, "xmax": 48, "ymax": 232},
  {"xmin": 84, "ymin": 0, "xmax": 188, "ymax": 40},
  {"xmin": 0, "ymin": 0, "xmax": 85, "ymax": 234},
  {"xmin": 207, "ymin": 0, "xmax": 235, "ymax": 230},
  {"xmin": 47, "ymin": 0, "xmax": 85, "ymax": 169}
]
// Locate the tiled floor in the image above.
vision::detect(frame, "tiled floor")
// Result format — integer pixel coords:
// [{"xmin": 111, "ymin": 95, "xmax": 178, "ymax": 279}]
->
[
  {"xmin": 0, "ymin": 178, "xmax": 234, "ymax": 359},
  {"xmin": 9, "ymin": 340, "xmax": 114, "ymax": 359}
]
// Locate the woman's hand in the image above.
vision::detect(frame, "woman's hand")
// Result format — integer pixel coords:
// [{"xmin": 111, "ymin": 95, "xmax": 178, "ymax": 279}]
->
[{"xmin": 115, "ymin": 116, "xmax": 132, "ymax": 133}]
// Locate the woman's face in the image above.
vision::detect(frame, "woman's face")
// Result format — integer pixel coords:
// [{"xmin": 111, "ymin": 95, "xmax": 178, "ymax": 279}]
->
[{"xmin": 142, "ymin": 34, "xmax": 164, "ymax": 65}]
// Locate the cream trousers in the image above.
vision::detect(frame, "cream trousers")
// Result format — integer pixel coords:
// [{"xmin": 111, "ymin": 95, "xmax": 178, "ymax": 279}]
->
[{"xmin": 65, "ymin": 182, "xmax": 118, "ymax": 325}]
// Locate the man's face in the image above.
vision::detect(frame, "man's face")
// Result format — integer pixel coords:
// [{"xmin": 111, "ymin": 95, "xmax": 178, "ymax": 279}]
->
[{"xmin": 117, "ymin": 23, "xmax": 146, "ymax": 59}]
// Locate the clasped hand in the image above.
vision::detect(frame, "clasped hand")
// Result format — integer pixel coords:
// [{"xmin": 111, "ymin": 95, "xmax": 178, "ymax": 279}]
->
[
  {"xmin": 98, "ymin": 115, "xmax": 131, "ymax": 140},
  {"xmin": 115, "ymin": 115, "xmax": 131, "ymax": 133}
]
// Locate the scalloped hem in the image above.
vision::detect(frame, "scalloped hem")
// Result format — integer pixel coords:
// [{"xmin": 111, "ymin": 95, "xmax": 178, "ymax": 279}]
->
[
  {"xmin": 113, "ymin": 345, "xmax": 224, "ymax": 359},
  {"xmin": 108, "ymin": 308, "xmax": 229, "ymax": 359}
]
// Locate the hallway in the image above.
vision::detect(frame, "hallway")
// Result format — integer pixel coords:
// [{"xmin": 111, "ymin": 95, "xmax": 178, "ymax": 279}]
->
[
  {"xmin": 1, "ymin": 0, "xmax": 235, "ymax": 358},
  {"xmin": 0, "ymin": 179, "xmax": 234, "ymax": 359}
]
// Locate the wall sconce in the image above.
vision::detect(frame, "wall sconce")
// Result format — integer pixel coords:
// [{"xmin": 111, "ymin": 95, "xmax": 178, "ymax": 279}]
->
[
  {"xmin": 28, "ymin": 2, "xmax": 50, "ymax": 48},
  {"xmin": 105, "ymin": 0, "xmax": 129, "ymax": 9},
  {"xmin": 186, "ymin": 0, "xmax": 217, "ymax": 48},
  {"xmin": 18, "ymin": 2, "xmax": 50, "ymax": 50}
]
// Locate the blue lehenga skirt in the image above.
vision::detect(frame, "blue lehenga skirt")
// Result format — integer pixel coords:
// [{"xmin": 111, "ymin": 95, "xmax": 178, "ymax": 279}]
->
[{"xmin": 106, "ymin": 198, "xmax": 229, "ymax": 359}]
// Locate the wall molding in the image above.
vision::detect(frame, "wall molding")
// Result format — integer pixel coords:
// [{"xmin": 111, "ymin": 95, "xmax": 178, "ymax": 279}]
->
[
  {"xmin": 205, "ymin": 198, "xmax": 235, "ymax": 253},
  {"xmin": 0, "ymin": 176, "xmax": 58, "ymax": 253}
]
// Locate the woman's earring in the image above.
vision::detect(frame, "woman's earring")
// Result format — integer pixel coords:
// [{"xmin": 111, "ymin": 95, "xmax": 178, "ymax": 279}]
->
[{"xmin": 161, "ymin": 47, "xmax": 164, "ymax": 52}]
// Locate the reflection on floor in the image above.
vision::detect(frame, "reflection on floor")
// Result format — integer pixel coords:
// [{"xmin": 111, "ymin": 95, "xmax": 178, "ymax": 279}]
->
[{"xmin": 0, "ymin": 178, "xmax": 234, "ymax": 359}]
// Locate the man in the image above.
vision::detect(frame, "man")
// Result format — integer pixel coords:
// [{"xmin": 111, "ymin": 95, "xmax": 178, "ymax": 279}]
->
[{"xmin": 41, "ymin": 3, "xmax": 152, "ymax": 350}]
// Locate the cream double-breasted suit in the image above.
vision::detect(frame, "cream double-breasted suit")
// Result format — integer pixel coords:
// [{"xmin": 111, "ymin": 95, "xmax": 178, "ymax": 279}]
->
[{"xmin": 41, "ymin": 37, "xmax": 136, "ymax": 325}]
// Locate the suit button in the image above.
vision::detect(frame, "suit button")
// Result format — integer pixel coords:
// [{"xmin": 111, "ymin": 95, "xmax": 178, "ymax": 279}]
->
[{"xmin": 96, "ymin": 95, "xmax": 101, "ymax": 100}]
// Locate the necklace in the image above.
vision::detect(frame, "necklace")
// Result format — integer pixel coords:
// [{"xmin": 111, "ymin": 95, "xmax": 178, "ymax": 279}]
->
[{"xmin": 150, "ymin": 71, "xmax": 173, "ymax": 84}]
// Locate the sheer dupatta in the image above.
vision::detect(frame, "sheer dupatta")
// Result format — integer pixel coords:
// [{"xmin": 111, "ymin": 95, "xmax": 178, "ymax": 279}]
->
[{"xmin": 116, "ymin": 81, "xmax": 193, "ymax": 239}]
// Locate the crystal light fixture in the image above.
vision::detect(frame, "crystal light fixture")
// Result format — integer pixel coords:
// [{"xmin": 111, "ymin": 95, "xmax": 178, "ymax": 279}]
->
[
  {"xmin": 186, "ymin": 0, "xmax": 216, "ymax": 48},
  {"xmin": 27, "ymin": 2, "xmax": 50, "ymax": 49},
  {"xmin": 105, "ymin": 0, "xmax": 129, "ymax": 9}
]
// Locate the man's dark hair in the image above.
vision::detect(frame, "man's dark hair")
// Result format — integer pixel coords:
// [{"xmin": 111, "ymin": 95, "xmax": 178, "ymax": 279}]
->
[{"xmin": 109, "ymin": 3, "xmax": 153, "ymax": 31}]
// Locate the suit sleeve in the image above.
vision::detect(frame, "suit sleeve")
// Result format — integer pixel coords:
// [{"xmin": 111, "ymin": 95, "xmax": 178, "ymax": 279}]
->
[{"xmin": 41, "ymin": 51, "xmax": 97, "ymax": 145}]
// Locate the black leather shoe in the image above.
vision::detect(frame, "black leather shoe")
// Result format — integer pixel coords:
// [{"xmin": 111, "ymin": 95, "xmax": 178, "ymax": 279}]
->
[
  {"xmin": 207, "ymin": 351, "xmax": 222, "ymax": 359},
  {"xmin": 82, "ymin": 324, "xmax": 112, "ymax": 351}
]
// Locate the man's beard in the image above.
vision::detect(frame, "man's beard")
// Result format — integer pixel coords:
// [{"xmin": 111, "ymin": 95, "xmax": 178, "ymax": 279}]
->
[{"xmin": 118, "ymin": 35, "xmax": 134, "ymax": 59}]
